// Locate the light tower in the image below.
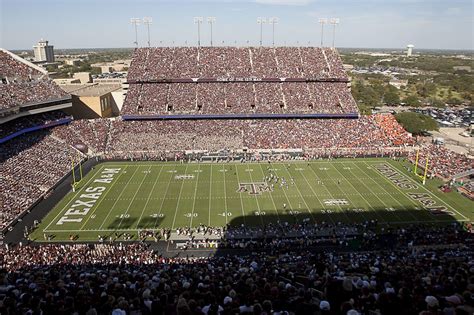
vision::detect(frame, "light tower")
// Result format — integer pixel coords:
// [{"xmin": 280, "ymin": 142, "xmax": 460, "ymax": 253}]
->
[
  {"xmin": 143, "ymin": 17, "xmax": 153, "ymax": 47},
  {"xmin": 407, "ymin": 44, "xmax": 414, "ymax": 57},
  {"xmin": 257, "ymin": 17, "xmax": 267, "ymax": 46},
  {"xmin": 194, "ymin": 17, "xmax": 204, "ymax": 47},
  {"xmin": 329, "ymin": 18, "xmax": 340, "ymax": 48},
  {"xmin": 268, "ymin": 17, "xmax": 279, "ymax": 47},
  {"xmin": 207, "ymin": 17, "xmax": 216, "ymax": 46},
  {"xmin": 130, "ymin": 18, "xmax": 141, "ymax": 47},
  {"xmin": 318, "ymin": 18, "xmax": 328, "ymax": 47}
]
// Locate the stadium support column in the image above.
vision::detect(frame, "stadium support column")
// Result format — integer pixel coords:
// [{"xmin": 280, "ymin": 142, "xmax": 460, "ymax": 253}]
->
[{"xmin": 194, "ymin": 17, "xmax": 204, "ymax": 47}]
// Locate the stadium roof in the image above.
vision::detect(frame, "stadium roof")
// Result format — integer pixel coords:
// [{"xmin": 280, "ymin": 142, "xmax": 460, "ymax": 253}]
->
[{"xmin": 60, "ymin": 84, "xmax": 121, "ymax": 97}]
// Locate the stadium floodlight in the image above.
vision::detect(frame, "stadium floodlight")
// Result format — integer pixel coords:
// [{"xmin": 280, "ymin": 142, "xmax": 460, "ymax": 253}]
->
[
  {"xmin": 207, "ymin": 17, "xmax": 216, "ymax": 46},
  {"xmin": 194, "ymin": 17, "xmax": 204, "ymax": 47},
  {"xmin": 318, "ymin": 18, "xmax": 328, "ymax": 47},
  {"xmin": 257, "ymin": 17, "xmax": 267, "ymax": 46},
  {"xmin": 329, "ymin": 18, "xmax": 340, "ymax": 48},
  {"xmin": 143, "ymin": 17, "xmax": 153, "ymax": 47},
  {"xmin": 130, "ymin": 18, "xmax": 141, "ymax": 47},
  {"xmin": 268, "ymin": 17, "xmax": 279, "ymax": 47}
]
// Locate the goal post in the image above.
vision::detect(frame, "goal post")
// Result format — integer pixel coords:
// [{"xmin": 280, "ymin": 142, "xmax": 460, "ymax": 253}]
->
[
  {"xmin": 70, "ymin": 156, "xmax": 76, "ymax": 188},
  {"xmin": 413, "ymin": 148, "xmax": 429, "ymax": 185}
]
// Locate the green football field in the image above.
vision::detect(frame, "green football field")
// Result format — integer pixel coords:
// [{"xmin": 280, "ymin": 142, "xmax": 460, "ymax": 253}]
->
[{"xmin": 30, "ymin": 158, "xmax": 473, "ymax": 242}]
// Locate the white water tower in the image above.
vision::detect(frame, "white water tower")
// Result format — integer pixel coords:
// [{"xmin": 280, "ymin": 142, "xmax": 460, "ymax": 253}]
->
[{"xmin": 407, "ymin": 44, "xmax": 414, "ymax": 57}]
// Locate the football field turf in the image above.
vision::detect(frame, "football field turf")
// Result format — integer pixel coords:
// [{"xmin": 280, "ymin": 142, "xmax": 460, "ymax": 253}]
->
[{"xmin": 30, "ymin": 158, "xmax": 473, "ymax": 242}]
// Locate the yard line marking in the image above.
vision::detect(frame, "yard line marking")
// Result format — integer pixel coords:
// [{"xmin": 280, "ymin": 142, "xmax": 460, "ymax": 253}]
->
[
  {"xmin": 278, "ymin": 163, "xmax": 316, "ymax": 223},
  {"xmin": 222, "ymin": 165, "xmax": 229, "ymax": 225},
  {"xmin": 189, "ymin": 164, "xmax": 201, "ymax": 228},
  {"xmin": 247, "ymin": 163, "xmax": 265, "ymax": 225},
  {"xmin": 208, "ymin": 164, "xmax": 213, "ymax": 226},
  {"xmin": 43, "ymin": 165, "xmax": 105, "ymax": 232},
  {"xmin": 79, "ymin": 165, "xmax": 131, "ymax": 230},
  {"xmin": 97, "ymin": 166, "xmax": 140, "ymax": 230},
  {"xmin": 284, "ymin": 163, "xmax": 334, "ymax": 224},
  {"xmin": 135, "ymin": 165, "xmax": 164, "ymax": 229},
  {"xmin": 115, "ymin": 165, "xmax": 152, "ymax": 229},
  {"xmin": 266, "ymin": 163, "xmax": 295, "ymax": 217},
  {"xmin": 386, "ymin": 160, "xmax": 469, "ymax": 220},
  {"xmin": 234, "ymin": 164, "xmax": 247, "ymax": 225},
  {"xmin": 333, "ymin": 162, "xmax": 385, "ymax": 223},
  {"xmin": 257, "ymin": 163, "xmax": 280, "ymax": 222},
  {"xmin": 153, "ymin": 165, "xmax": 177, "ymax": 227},
  {"xmin": 171, "ymin": 164, "xmax": 189, "ymax": 231},
  {"xmin": 354, "ymin": 161, "xmax": 419, "ymax": 222},
  {"xmin": 306, "ymin": 163, "xmax": 352, "ymax": 223}
]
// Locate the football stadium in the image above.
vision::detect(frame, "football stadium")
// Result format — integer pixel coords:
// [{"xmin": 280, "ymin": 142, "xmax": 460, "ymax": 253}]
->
[{"xmin": 1, "ymin": 26, "xmax": 474, "ymax": 315}]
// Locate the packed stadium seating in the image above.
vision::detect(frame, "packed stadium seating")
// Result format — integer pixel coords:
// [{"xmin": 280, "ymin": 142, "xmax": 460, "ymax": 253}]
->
[
  {"xmin": 0, "ymin": 224, "xmax": 472, "ymax": 314},
  {"xmin": 127, "ymin": 47, "xmax": 347, "ymax": 81},
  {"xmin": 122, "ymin": 47, "xmax": 356, "ymax": 116},
  {"xmin": 1, "ymin": 46, "xmax": 472, "ymax": 315},
  {"xmin": 122, "ymin": 82, "xmax": 357, "ymax": 115},
  {"xmin": 0, "ymin": 131, "xmax": 83, "ymax": 230},
  {"xmin": 0, "ymin": 113, "xmax": 415, "ymax": 232},
  {"xmin": 0, "ymin": 111, "xmax": 68, "ymax": 139},
  {"xmin": 0, "ymin": 50, "xmax": 42, "ymax": 79},
  {"xmin": 0, "ymin": 51, "xmax": 68, "ymax": 111},
  {"xmin": 408, "ymin": 144, "xmax": 474, "ymax": 179}
]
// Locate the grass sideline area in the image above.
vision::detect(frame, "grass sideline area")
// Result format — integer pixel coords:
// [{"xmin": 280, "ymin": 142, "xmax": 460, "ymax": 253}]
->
[{"xmin": 30, "ymin": 158, "xmax": 473, "ymax": 242}]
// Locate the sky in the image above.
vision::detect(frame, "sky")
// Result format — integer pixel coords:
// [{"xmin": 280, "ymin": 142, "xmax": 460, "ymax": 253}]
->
[{"xmin": 0, "ymin": 0, "xmax": 472, "ymax": 50}]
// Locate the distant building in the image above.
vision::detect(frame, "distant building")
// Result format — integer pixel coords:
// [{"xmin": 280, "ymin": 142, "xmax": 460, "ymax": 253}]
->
[
  {"xmin": 453, "ymin": 66, "xmax": 472, "ymax": 72},
  {"xmin": 60, "ymin": 84, "xmax": 122, "ymax": 118},
  {"xmin": 33, "ymin": 39, "xmax": 55, "ymax": 62},
  {"xmin": 91, "ymin": 60, "xmax": 131, "ymax": 74},
  {"xmin": 93, "ymin": 77, "xmax": 127, "ymax": 84},
  {"xmin": 73, "ymin": 72, "xmax": 92, "ymax": 84},
  {"xmin": 343, "ymin": 64, "xmax": 354, "ymax": 71},
  {"xmin": 389, "ymin": 78, "xmax": 408, "ymax": 89},
  {"xmin": 65, "ymin": 59, "xmax": 82, "ymax": 66},
  {"xmin": 406, "ymin": 44, "xmax": 414, "ymax": 57},
  {"xmin": 53, "ymin": 78, "xmax": 81, "ymax": 85}
]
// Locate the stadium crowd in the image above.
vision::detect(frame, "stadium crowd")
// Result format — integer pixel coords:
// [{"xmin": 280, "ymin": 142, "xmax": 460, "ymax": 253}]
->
[
  {"xmin": 121, "ymin": 82, "xmax": 358, "ymax": 116},
  {"xmin": 51, "ymin": 118, "xmax": 112, "ymax": 154},
  {"xmin": 0, "ymin": 50, "xmax": 42, "ymax": 79},
  {"xmin": 408, "ymin": 144, "xmax": 473, "ymax": 180},
  {"xmin": 0, "ymin": 229, "xmax": 472, "ymax": 315},
  {"xmin": 127, "ymin": 47, "xmax": 347, "ymax": 81},
  {"xmin": 1, "ymin": 46, "xmax": 473, "ymax": 315},
  {"xmin": 0, "ymin": 111, "xmax": 68, "ymax": 139},
  {"xmin": 0, "ymin": 80, "xmax": 68, "ymax": 110},
  {"xmin": 0, "ymin": 51, "xmax": 68, "ymax": 111},
  {"xmin": 2, "ymin": 111, "xmax": 473, "ymax": 234},
  {"xmin": 5, "ymin": 111, "xmax": 471, "ymax": 233},
  {"xmin": 0, "ymin": 132, "xmax": 83, "ymax": 230}
]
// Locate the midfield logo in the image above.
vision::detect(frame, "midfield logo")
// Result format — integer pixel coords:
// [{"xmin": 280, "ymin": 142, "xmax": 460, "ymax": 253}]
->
[{"xmin": 237, "ymin": 182, "xmax": 272, "ymax": 195}]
